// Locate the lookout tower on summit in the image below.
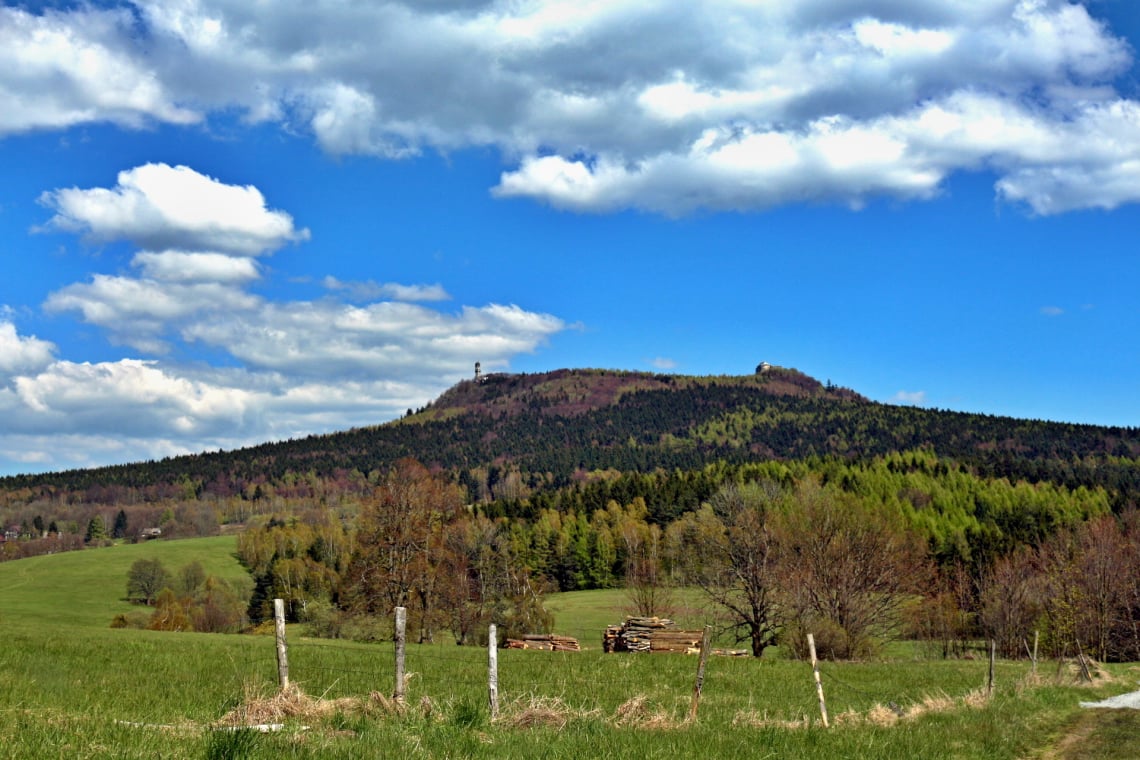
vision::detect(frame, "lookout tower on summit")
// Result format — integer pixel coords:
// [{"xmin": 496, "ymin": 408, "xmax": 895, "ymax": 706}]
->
[{"xmin": 474, "ymin": 362, "xmax": 482, "ymax": 383}]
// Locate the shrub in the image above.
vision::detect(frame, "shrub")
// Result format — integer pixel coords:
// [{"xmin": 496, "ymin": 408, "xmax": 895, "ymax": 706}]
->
[{"xmin": 109, "ymin": 611, "xmax": 150, "ymax": 629}]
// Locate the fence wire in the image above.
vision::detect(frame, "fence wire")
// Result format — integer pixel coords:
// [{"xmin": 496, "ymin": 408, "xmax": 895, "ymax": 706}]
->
[{"xmin": 258, "ymin": 610, "xmax": 1010, "ymax": 721}]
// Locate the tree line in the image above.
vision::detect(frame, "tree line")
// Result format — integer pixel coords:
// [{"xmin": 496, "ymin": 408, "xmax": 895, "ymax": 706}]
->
[{"xmin": 233, "ymin": 452, "xmax": 1139, "ymax": 662}]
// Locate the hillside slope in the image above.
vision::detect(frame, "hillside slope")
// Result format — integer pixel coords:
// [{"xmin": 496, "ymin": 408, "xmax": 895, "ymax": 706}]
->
[{"xmin": 1, "ymin": 366, "xmax": 1138, "ymax": 503}]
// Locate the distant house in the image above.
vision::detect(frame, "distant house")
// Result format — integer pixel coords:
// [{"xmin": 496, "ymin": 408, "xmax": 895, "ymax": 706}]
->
[
  {"xmin": 4, "ymin": 525, "xmax": 20, "ymax": 541},
  {"xmin": 139, "ymin": 527, "xmax": 163, "ymax": 540}
]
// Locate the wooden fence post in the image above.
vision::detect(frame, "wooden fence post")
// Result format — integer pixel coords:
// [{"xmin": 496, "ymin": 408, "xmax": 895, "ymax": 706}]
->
[
  {"xmin": 274, "ymin": 598, "xmax": 289, "ymax": 691},
  {"xmin": 1032, "ymin": 630, "xmax": 1039, "ymax": 678},
  {"xmin": 394, "ymin": 606, "xmax": 407, "ymax": 704},
  {"xmin": 808, "ymin": 633, "xmax": 829, "ymax": 728},
  {"xmin": 1074, "ymin": 638, "xmax": 1092, "ymax": 682},
  {"xmin": 687, "ymin": 625, "xmax": 713, "ymax": 722},
  {"xmin": 488, "ymin": 623, "xmax": 499, "ymax": 720},
  {"xmin": 987, "ymin": 639, "xmax": 996, "ymax": 696}
]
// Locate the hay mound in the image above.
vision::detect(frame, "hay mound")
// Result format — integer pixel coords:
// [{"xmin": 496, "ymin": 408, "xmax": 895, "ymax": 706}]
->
[
  {"xmin": 501, "ymin": 696, "xmax": 575, "ymax": 729},
  {"xmin": 216, "ymin": 683, "xmax": 397, "ymax": 728}
]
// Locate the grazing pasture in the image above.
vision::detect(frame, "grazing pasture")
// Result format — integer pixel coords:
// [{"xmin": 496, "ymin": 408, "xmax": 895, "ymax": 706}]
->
[{"xmin": 0, "ymin": 536, "xmax": 1136, "ymax": 758}]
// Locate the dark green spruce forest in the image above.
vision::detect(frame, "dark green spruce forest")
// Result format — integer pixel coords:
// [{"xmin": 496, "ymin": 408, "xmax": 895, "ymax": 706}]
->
[{"xmin": 3, "ymin": 366, "xmax": 1139, "ymax": 661}]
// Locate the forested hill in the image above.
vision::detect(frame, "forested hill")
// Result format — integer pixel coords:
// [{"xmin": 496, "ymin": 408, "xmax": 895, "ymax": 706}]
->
[{"xmin": 2, "ymin": 366, "xmax": 1139, "ymax": 503}]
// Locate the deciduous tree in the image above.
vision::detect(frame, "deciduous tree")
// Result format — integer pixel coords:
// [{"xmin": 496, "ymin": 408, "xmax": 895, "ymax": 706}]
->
[
  {"xmin": 679, "ymin": 481, "xmax": 783, "ymax": 657},
  {"xmin": 126, "ymin": 558, "xmax": 172, "ymax": 606},
  {"xmin": 774, "ymin": 479, "xmax": 931, "ymax": 660},
  {"xmin": 342, "ymin": 459, "xmax": 464, "ymax": 639}
]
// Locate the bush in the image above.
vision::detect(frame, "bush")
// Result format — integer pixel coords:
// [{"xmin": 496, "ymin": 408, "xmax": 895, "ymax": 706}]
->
[
  {"xmin": 190, "ymin": 579, "xmax": 249, "ymax": 633},
  {"xmin": 780, "ymin": 618, "xmax": 879, "ymax": 661},
  {"xmin": 109, "ymin": 611, "xmax": 151, "ymax": 629},
  {"xmin": 336, "ymin": 613, "xmax": 391, "ymax": 643},
  {"xmin": 301, "ymin": 598, "xmax": 344, "ymax": 639}
]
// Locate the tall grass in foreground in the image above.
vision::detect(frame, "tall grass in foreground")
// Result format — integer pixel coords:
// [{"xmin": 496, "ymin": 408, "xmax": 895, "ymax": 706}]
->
[
  {"xmin": 2, "ymin": 619, "xmax": 1134, "ymax": 759},
  {"xmin": 0, "ymin": 537, "xmax": 1136, "ymax": 758}
]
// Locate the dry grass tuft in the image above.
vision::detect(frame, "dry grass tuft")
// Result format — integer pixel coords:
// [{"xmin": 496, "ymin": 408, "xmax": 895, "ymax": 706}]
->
[
  {"xmin": 733, "ymin": 711, "xmax": 812, "ymax": 730},
  {"xmin": 500, "ymin": 696, "xmax": 576, "ymax": 730},
  {"xmin": 831, "ymin": 709, "xmax": 865, "ymax": 727},
  {"xmin": 865, "ymin": 704, "xmax": 900, "ymax": 726},
  {"xmin": 641, "ymin": 711, "xmax": 681, "ymax": 730},
  {"xmin": 217, "ymin": 683, "xmax": 318, "ymax": 726},
  {"xmin": 913, "ymin": 690, "xmax": 956, "ymax": 716},
  {"xmin": 611, "ymin": 694, "xmax": 679, "ymax": 730},
  {"xmin": 961, "ymin": 688, "xmax": 991, "ymax": 709},
  {"xmin": 613, "ymin": 695, "xmax": 649, "ymax": 725},
  {"xmin": 731, "ymin": 685, "xmax": 1000, "ymax": 733},
  {"xmin": 217, "ymin": 682, "xmax": 401, "ymax": 729},
  {"xmin": 367, "ymin": 690, "xmax": 398, "ymax": 714}
]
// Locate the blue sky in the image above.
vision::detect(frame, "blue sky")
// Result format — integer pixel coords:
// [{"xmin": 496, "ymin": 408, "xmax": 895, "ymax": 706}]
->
[{"xmin": 1, "ymin": 0, "xmax": 1138, "ymax": 476}]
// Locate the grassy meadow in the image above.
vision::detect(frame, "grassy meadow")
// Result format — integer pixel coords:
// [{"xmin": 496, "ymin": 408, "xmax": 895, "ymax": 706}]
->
[{"xmin": 1, "ymin": 536, "xmax": 1138, "ymax": 758}]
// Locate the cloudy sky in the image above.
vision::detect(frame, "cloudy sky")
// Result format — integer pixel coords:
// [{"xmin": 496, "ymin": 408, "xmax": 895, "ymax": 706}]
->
[{"xmin": 1, "ymin": 0, "xmax": 1138, "ymax": 476}]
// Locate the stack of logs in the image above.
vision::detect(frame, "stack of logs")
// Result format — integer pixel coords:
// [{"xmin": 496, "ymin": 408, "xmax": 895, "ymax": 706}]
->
[
  {"xmin": 505, "ymin": 634, "xmax": 581, "ymax": 652},
  {"xmin": 603, "ymin": 617, "xmax": 704, "ymax": 654}
]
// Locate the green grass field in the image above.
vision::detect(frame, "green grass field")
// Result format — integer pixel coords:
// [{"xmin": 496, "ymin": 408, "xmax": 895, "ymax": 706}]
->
[{"xmin": 1, "ymin": 536, "xmax": 1137, "ymax": 758}]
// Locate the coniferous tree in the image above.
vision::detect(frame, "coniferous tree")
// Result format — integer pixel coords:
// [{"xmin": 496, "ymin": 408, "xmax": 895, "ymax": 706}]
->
[
  {"xmin": 84, "ymin": 515, "xmax": 107, "ymax": 544},
  {"xmin": 112, "ymin": 509, "xmax": 129, "ymax": 539}
]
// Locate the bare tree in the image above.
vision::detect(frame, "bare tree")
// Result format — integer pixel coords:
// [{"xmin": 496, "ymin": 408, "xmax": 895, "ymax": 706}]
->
[
  {"xmin": 979, "ymin": 547, "xmax": 1041, "ymax": 658},
  {"xmin": 681, "ymin": 481, "xmax": 783, "ymax": 657},
  {"xmin": 906, "ymin": 562, "xmax": 975, "ymax": 659},
  {"xmin": 774, "ymin": 479, "xmax": 931, "ymax": 660},
  {"xmin": 342, "ymin": 458, "xmax": 464, "ymax": 640},
  {"xmin": 1036, "ymin": 513, "xmax": 1140, "ymax": 662},
  {"xmin": 441, "ymin": 514, "xmax": 552, "ymax": 644},
  {"xmin": 622, "ymin": 518, "xmax": 675, "ymax": 619}
]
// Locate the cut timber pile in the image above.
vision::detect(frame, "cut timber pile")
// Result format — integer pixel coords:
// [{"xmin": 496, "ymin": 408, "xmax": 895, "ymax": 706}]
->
[
  {"xmin": 603, "ymin": 617, "xmax": 704, "ymax": 654},
  {"xmin": 505, "ymin": 634, "xmax": 580, "ymax": 652}
]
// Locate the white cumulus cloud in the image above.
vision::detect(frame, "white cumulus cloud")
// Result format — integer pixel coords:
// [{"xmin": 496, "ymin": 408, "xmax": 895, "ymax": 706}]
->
[
  {"xmin": 134, "ymin": 251, "xmax": 262, "ymax": 284},
  {"xmin": 5, "ymin": 165, "xmax": 569, "ymax": 473},
  {"xmin": 39, "ymin": 163, "xmax": 310, "ymax": 255},
  {"xmin": 3, "ymin": 1, "xmax": 1139, "ymax": 215},
  {"xmin": 0, "ymin": 320, "xmax": 56, "ymax": 376},
  {"xmin": 0, "ymin": 5, "xmax": 198, "ymax": 133},
  {"xmin": 322, "ymin": 276, "xmax": 451, "ymax": 302}
]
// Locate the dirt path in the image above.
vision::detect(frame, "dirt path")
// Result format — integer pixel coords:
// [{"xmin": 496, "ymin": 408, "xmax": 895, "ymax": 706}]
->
[
  {"xmin": 1038, "ymin": 712, "xmax": 1101, "ymax": 760},
  {"xmin": 1037, "ymin": 696, "xmax": 1140, "ymax": 760}
]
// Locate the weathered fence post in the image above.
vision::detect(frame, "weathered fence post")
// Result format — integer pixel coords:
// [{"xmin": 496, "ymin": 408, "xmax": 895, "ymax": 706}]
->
[
  {"xmin": 1074, "ymin": 638, "xmax": 1092, "ymax": 682},
  {"xmin": 987, "ymin": 639, "xmax": 996, "ymax": 696},
  {"xmin": 1032, "ymin": 630, "xmax": 1039, "ymax": 678},
  {"xmin": 687, "ymin": 625, "xmax": 713, "ymax": 722},
  {"xmin": 394, "ymin": 606, "xmax": 407, "ymax": 704},
  {"xmin": 808, "ymin": 633, "xmax": 829, "ymax": 728},
  {"xmin": 488, "ymin": 623, "xmax": 499, "ymax": 720},
  {"xmin": 274, "ymin": 598, "xmax": 289, "ymax": 691}
]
